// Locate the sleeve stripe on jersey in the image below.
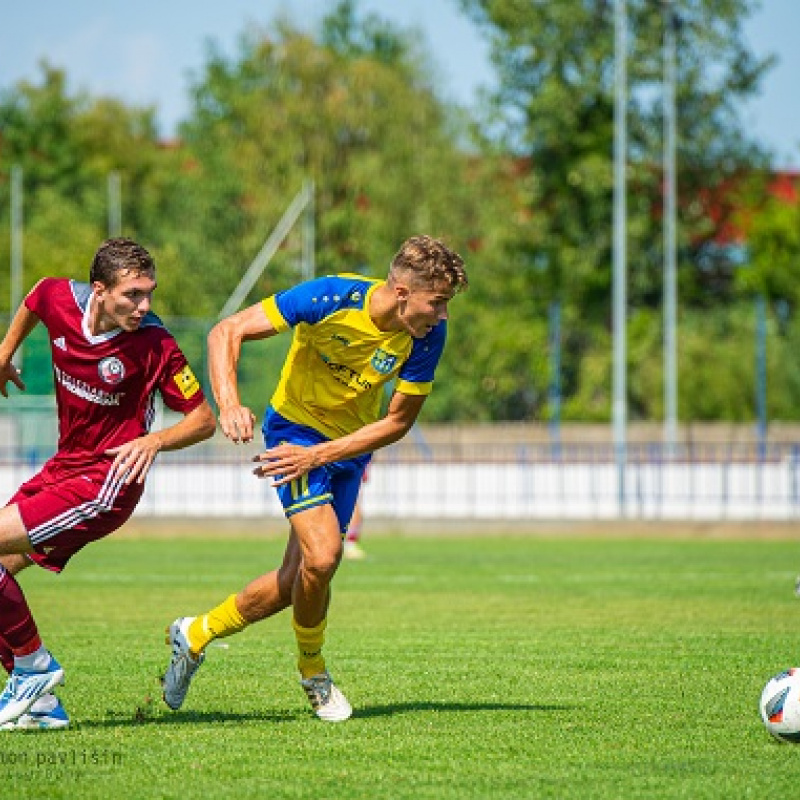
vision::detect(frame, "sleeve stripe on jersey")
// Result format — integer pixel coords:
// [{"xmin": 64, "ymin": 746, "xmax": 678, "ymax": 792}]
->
[
  {"xmin": 262, "ymin": 296, "xmax": 290, "ymax": 332},
  {"xmin": 395, "ymin": 379, "xmax": 433, "ymax": 396}
]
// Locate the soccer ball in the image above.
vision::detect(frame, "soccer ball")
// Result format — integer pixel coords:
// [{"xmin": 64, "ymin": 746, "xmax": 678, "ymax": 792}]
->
[{"xmin": 760, "ymin": 669, "xmax": 800, "ymax": 742}]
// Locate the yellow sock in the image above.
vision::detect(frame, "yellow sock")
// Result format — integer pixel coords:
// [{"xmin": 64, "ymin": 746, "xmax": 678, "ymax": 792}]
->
[
  {"xmin": 186, "ymin": 594, "xmax": 248, "ymax": 656},
  {"xmin": 293, "ymin": 617, "xmax": 327, "ymax": 679}
]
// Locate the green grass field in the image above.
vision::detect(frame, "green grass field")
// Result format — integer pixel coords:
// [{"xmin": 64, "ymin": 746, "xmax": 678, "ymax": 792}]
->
[{"xmin": 4, "ymin": 528, "xmax": 800, "ymax": 799}]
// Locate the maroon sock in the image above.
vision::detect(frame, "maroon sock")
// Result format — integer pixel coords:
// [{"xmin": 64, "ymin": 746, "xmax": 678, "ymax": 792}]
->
[
  {"xmin": 0, "ymin": 565, "xmax": 41, "ymax": 659},
  {"xmin": 0, "ymin": 635, "xmax": 13, "ymax": 674}
]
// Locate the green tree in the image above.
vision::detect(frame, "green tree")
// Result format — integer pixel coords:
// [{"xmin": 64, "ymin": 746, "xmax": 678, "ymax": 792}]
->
[
  {"xmin": 0, "ymin": 8, "xmax": 518, "ymax": 419},
  {"xmin": 737, "ymin": 188, "xmax": 800, "ymax": 312},
  {"xmin": 170, "ymin": 3, "xmax": 511, "ymax": 413},
  {"xmin": 176, "ymin": 11, "xmax": 480, "ymax": 289},
  {"xmin": 458, "ymin": 0, "xmax": 774, "ymax": 421},
  {"xmin": 0, "ymin": 63, "xmax": 175, "ymax": 307},
  {"xmin": 732, "ymin": 182, "xmax": 800, "ymax": 421}
]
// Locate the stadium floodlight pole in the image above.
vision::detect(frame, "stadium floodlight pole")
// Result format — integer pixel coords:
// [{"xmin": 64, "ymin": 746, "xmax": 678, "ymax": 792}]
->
[
  {"xmin": 10, "ymin": 165, "xmax": 23, "ymax": 369},
  {"xmin": 756, "ymin": 294, "xmax": 767, "ymax": 458},
  {"xmin": 613, "ymin": 0, "xmax": 628, "ymax": 514},
  {"xmin": 108, "ymin": 171, "xmax": 122, "ymax": 237},
  {"xmin": 548, "ymin": 300, "xmax": 562, "ymax": 454},
  {"xmin": 662, "ymin": 0, "xmax": 678, "ymax": 456},
  {"xmin": 217, "ymin": 182, "xmax": 314, "ymax": 320}
]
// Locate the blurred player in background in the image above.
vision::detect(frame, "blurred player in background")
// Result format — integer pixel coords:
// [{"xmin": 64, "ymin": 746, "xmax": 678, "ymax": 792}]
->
[
  {"xmin": 343, "ymin": 470, "xmax": 368, "ymax": 560},
  {"xmin": 162, "ymin": 235, "xmax": 467, "ymax": 722},
  {"xmin": 0, "ymin": 238, "xmax": 216, "ymax": 731}
]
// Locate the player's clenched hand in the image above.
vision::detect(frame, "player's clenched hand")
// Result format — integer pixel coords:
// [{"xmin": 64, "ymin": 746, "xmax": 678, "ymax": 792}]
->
[
  {"xmin": 252, "ymin": 443, "xmax": 318, "ymax": 486},
  {"xmin": 106, "ymin": 434, "xmax": 163, "ymax": 485},
  {"xmin": 218, "ymin": 405, "xmax": 256, "ymax": 444},
  {"xmin": 0, "ymin": 360, "xmax": 25, "ymax": 398}
]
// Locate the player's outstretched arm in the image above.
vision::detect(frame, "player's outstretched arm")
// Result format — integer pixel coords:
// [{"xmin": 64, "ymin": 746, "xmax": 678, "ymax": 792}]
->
[
  {"xmin": 0, "ymin": 304, "xmax": 41, "ymax": 398},
  {"xmin": 106, "ymin": 400, "xmax": 216, "ymax": 485},
  {"xmin": 208, "ymin": 301, "xmax": 279, "ymax": 445},
  {"xmin": 253, "ymin": 391, "xmax": 427, "ymax": 485}
]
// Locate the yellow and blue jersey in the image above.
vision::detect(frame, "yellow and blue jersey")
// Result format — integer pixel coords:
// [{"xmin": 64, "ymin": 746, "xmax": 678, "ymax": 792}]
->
[{"xmin": 261, "ymin": 275, "xmax": 447, "ymax": 440}]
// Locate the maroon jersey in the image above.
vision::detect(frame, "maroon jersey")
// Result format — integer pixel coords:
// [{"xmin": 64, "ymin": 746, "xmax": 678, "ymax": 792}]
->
[{"xmin": 25, "ymin": 277, "xmax": 205, "ymax": 467}]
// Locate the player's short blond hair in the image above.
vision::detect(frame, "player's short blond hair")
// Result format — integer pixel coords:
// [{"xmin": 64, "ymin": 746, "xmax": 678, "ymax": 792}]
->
[
  {"xmin": 90, "ymin": 238, "xmax": 156, "ymax": 288},
  {"xmin": 389, "ymin": 235, "xmax": 468, "ymax": 294}
]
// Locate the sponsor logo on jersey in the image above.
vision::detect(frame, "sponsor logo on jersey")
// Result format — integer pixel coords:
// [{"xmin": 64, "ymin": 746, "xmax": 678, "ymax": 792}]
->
[
  {"xmin": 53, "ymin": 336, "xmax": 67, "ymax": 351},
  {"xmin": 370, "ymin": 348, "xmax": 398, "ymax": 375},
  {"xmin": 319, "ymin": 355, "xmax": 372, "ymax": 391},
  {"xmin": 98, "ymin": 356, "xmax": 125, "ymax": 385},
  {"xmin": 331, "ymin": 333, "xmax": 351, "ymax": 346},
  {"xmin": 54, "ymin": 365, "xmax": 123, "ymax": 406},
  {"xmin": 173, "ymin": 365, "xmax": 200, "ymax": 399}
]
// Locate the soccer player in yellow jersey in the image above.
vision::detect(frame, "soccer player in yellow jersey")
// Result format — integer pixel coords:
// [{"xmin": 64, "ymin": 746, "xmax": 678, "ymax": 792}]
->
[{"xmin": 161, "ymin": 235, "xmax": 468, "ymax": 721}]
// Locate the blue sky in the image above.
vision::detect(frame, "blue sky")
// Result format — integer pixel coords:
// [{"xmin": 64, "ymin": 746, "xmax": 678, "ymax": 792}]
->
[{"xmin": 1, "ymin": 0, "xmax": 798, "ymax": 168}]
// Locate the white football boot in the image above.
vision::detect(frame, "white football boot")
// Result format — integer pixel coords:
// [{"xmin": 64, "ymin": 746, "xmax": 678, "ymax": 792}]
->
[
  {"xmin": 300, "ymin": 671, "xmax": 352, "ymax": 722},
  {"xmin": 162, "ymin": 617, "xmax": 205, "ymax": 710}
]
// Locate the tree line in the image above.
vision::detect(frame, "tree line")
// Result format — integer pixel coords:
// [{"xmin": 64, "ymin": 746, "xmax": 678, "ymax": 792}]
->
[{"xmin": 1, "ymin": 0, "xmax": 799, "ymax": 423}]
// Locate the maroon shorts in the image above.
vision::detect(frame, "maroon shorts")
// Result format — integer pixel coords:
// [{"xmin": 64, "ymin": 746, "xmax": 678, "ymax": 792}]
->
[{"xmin": 9, "ymin": 460, "xmax": 144, "ymax": 573}]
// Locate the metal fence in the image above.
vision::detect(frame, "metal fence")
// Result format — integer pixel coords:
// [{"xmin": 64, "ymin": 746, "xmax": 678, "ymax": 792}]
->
[{"xmin": 2, "ymin": 433, "xmax": 799, "ymax": 521}]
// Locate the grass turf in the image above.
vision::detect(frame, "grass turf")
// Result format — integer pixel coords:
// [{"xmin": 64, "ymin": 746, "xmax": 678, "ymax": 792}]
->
[{"xmin": 3, "ymin": 532, "xmax": 800, "ymax": 798}]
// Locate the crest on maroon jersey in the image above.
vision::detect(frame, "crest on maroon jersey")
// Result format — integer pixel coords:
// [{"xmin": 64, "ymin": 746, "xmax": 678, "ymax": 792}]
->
[{"xmin": 98, "ymin": 356, "xmax": 125, "ymax": 385}]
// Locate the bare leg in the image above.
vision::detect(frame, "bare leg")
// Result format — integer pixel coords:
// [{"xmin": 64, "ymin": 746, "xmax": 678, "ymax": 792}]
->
[
  {"xmin": 0, "ymin": 554, "xmax": 32, "ymax": 575},
  {"xmin": 289, "ymin": 504, "xmax": 342, "ymax": 629},
  {"xmin": 235, "ymin": 529, "xmax": 301, "ymax": 622},
  {"xmin": 0, "ymin": 505, "xmax": 35, "ymax": 557}
]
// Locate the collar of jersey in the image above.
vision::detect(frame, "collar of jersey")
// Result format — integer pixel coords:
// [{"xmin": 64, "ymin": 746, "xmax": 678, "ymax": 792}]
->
[
  {"xmin": 81, "ymin": 293, "xmax": 124, "ymax": 345},
  {"xmin": 361, "ymin": 280, "xmax": 395, "ymax": 336}
]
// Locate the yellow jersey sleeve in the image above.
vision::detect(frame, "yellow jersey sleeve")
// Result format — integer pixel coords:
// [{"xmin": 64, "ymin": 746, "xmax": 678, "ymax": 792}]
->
[
  {"xmin": 395, "ymin": 379, "xmax": 433, "ymax": 396},
  {"xmin": 262, "ymin": 296, "xmax": 290, "ymax": 333}
]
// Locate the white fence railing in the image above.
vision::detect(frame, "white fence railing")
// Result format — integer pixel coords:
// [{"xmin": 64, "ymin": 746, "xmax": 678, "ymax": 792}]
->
[{"xmin": 3, "ymin": 444, "xmax": 800, "ymax": 520}]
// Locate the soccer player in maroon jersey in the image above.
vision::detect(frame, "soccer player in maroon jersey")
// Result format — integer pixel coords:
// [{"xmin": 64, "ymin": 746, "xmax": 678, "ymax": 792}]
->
[{"xmin": 0, "ymin": 238, "xmax": 216, "ymax": 731}]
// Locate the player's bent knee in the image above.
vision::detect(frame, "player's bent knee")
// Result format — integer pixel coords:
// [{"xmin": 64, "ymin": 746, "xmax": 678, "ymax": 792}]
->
[
  {"xmin": 301, "ymin": 550, "xmax": 340, "ymax": 584},
  {"xmin": 0, "ymin": 505, "xmax": 34, "ymax": 557},
  {"xmin": 0, "ymin": 553, "xmax": 32, "ymax": 575}
]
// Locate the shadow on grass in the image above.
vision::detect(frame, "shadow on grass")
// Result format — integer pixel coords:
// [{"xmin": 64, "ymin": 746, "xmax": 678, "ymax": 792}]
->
[
  {"xmin": 356, "ymin": 701, "xmax": 573, "ymax": 718},
  {"xmin": 74, "ymin": 699, "xmax": 571, "ymax": 729},
  {"xmin": 75, "ymin": 707, "xmax": 306, "ymax": 729}
]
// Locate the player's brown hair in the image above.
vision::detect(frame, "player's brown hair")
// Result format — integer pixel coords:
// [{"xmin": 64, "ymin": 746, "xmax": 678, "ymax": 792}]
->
[
  {"xmin": 389, "ymin": 235, "xmax": 468, "ymax": 294},
  {"xmin": 90, "ymin": 238, "xmax": 156, "ymax": 287}
]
